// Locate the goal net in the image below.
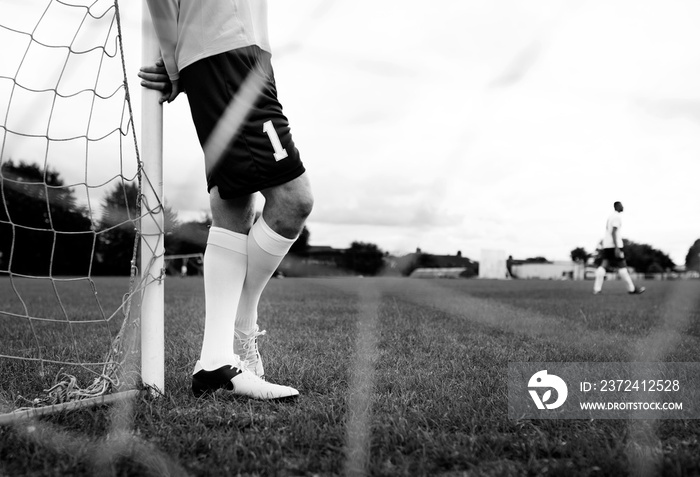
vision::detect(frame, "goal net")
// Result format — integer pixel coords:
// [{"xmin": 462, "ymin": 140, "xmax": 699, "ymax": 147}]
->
[{"xmin": 0, "ymin": 0, "xmax": 163, "ymax": 421}]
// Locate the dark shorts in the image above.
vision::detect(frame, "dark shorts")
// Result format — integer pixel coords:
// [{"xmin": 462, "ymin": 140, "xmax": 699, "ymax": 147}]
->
[
  {"xmin": 601, "ymin": 248, "xmax": 627, "ymax": 270},
  {"xmin": 181, "ymin": 46, "xmax": 305, "ymax": 199}
]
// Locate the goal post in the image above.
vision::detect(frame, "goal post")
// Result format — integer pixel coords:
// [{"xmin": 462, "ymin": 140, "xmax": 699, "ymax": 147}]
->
[{"xmin": 140, "ymin": 1, "xmax": 165, "ymax": 396}]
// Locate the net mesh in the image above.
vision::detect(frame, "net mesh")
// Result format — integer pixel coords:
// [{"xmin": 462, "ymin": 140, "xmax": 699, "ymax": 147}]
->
[{"xmin": 0, "ymin": 0, "xmax": 161, "ymax": 415}]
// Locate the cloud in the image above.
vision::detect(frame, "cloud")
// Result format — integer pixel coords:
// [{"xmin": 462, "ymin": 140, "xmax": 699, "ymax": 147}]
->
[
  {"xmin": 9, "ymin": 0, "xmax": 689, "ymax": 263},
  {"xmin": 489, "ymin": 40, "xmax": 543, "ymax": 88},
  {"xmin": 311, "ymin": 177, "xmax": 463, "ymax": 228},
  {"xmin": 636, "ymin": 99, "xmax": 700, "ymax": 124}
]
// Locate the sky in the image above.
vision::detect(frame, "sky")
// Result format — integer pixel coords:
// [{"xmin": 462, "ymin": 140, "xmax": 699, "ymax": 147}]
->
[{"xmin": 3, "ymin": 0, "xmax": 700, "ymax": 265}]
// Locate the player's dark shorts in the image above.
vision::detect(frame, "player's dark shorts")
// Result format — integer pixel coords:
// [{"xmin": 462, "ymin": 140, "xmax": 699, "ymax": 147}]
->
[
  {"xmin": 601, "ymin": 248, "xmax": 627, "ymax": 269},
  {"xmin": 181, "ymin": 46, "xmax": 305, "ymax": 199}
]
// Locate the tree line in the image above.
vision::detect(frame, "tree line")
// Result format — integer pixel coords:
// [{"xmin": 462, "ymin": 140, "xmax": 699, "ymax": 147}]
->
[
  {"xmin": 571, "ymin": 241, "xmax": 679, "ymax": 274},
  {"xmin": 0, "ymin": 161, "xmax": 386, "ymax": 276},
  {"xmin": 2, "ymin": 161, "xmax": 697, "ymax": 277}
]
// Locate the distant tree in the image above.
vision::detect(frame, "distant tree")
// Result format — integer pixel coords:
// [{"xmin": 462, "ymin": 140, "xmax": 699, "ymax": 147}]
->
[
  {"xmin": 289, "ymin": 226, "xmax": 310, "ymax": 255},
  {"xmin": 396, "ymin": 254, "xmax": 419, "ymax": 276},
  {"xmin": 622, "ymin": 239, "xmax": 674, "ymax": 273},
  {"xmin": 341, "ymin": 241, "xmax": 385, "ymax": 276},
  {"xmin": 524, "ymin": 256, "xmax": 550, "ymax": 264},
  {"xmin": 570, "ymin": 247, "xmax": 590, "ymax": 263},
  {"xmin": 168, "ymin": 216, "xmax": 211, "ymax": 256},
  {"xmin": 0, "ymin": 160, "xmax": 92, "ymax": 275},
  {"xmin": 647, "ymin": 262, "xmax": 664, "ymax": 274},
  {"xmin": 95, "ymin": 182, "xmax": 179, "ymax": 275},
  {"xmin": 163, "ymin": 216, "xmax": 209, "ymax": 276},
  {"xmin": 685, "ymin": 239, "xmax": 700, "ymax": 272},
  {"xmin": 95, "ymin": 182, "xmax": 138, "ymax": 275},
  {"xmin": 462, "ymin": 263, "xmax": 479, "ymax": 278}
]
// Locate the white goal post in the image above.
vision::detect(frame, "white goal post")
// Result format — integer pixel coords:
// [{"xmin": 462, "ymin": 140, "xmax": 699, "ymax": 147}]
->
[{"xmin": 140, "ymin": 1, "xmax": 165, "ymax": 397}]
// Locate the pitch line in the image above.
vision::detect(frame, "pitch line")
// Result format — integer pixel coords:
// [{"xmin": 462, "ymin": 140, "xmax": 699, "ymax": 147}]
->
[
  {"xmin": 343, "ymin": 282, "xmax": 380, "ymax": 476},
  {"xmin": 625, "ymin": 283, "xmax": 700, "ymax": 477}
]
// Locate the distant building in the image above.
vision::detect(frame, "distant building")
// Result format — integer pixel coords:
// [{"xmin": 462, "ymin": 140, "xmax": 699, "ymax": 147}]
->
[
  {"xmin": 278, "ymin": 245, "xmax": 346, "ymax": 277},
  {"xmin": 410, "ymin": 267, "xmax": 467, "ymax": 279},
  {"xmin": 390, "ymin": 250, "xmax": 478, "ymax": 277},
  {"xmin": 512, "ymin": 261, "xmax": 581, "ymax": 280},
  {"xmin": 280, "ymin": 246, "xmax": 483, "ymax": 278}
]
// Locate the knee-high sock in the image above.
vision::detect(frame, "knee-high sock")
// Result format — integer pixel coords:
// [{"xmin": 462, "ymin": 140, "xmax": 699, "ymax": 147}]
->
[
  {"xmin": 235, "ymin": 218, "xmax": 296, "ymax": 335},
  {"xmin": 200, "ymin": 226, "xmax": 248, "ymax": 370},
  {"xmin": 618, "ymin": 267, "xmax": 636, "ymax": 292},
  {"xmin": 594, "ymin": 266, "xmax": 606, "ymax": 292}
]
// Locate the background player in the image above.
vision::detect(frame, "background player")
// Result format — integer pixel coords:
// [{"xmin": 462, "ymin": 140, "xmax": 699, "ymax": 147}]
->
[
  {"xmin": 593, "ymin": 201, "xmax": 645, "ymax": 295},
  {"xmin": 139, "ymin": 0, "xmax": 314, "ymax": 399}
]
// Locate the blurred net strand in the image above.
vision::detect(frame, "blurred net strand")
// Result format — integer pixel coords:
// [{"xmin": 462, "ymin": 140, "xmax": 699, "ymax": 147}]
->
[{"xmin": 0, "ymin": 0, "xmax": 164, "ymax": 419}]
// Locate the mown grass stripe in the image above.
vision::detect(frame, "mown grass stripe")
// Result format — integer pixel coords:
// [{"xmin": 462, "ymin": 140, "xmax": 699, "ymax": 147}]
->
[{"xmin": 343, "ymin": 282, "xmax": 381, "ymax": 476}]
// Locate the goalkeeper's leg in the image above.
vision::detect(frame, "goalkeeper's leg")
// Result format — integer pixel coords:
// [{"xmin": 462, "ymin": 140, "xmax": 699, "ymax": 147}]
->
[
  {"xmin": 198, "ymin": 189, "xmax": 254, "ymax": 371},
  {"xmin": 234, "ymin": 174, "xmax": 313, "ymax": 376}
]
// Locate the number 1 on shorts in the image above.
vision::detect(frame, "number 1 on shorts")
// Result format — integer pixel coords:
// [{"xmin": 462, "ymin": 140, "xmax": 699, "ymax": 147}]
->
[{"xmin": 263, "ymin": 120, "xmax": 288, "ymax": 161}]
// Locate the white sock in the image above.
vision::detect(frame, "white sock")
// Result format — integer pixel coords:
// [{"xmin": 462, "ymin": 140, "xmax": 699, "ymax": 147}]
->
[
  {"xmin": 618, "ymin": 268, "xmax": 636, "ymax": 292},
  {"xmin": 235, "ymin": 217, "xmax": 296, "ymax": 335},
  {"xmin": 200, "ymin": 226, "xmax": 248, "ymax": 370},
  {"xmin": 594, "ymin": 266, "xmax": 606, "ymax": 292}
]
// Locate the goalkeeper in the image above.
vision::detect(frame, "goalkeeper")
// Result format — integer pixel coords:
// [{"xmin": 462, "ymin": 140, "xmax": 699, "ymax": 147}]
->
[{"xmin": 139, "ymin": 0, "xmax": 313, "ymax": 400}]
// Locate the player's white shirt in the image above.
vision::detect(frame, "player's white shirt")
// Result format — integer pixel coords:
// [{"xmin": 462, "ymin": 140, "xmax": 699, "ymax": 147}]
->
[
  {"xmin": 603, "ymin": 211, "xmax": 623, "ymax": 249},
  {"xmin": 145, "ymin": 0, "xmax": 271, "ymax": 81}
]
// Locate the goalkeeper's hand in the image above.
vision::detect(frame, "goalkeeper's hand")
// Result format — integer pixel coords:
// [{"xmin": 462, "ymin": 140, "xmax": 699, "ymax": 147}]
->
[{"xmin": 138, "ymin": 58, "xmax": 182, "ymax": 104}]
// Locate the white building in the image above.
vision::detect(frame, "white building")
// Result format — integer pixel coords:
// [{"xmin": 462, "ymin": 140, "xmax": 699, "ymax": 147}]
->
[{"xmin": 512, "ymin": 261, "xmax": 584, "ymax": 280}]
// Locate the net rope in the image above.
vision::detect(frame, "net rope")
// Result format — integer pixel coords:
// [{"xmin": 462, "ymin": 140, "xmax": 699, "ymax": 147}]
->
[{"xmin": 0, "ymin": 0, "xmax": 162, "ymax": 414}]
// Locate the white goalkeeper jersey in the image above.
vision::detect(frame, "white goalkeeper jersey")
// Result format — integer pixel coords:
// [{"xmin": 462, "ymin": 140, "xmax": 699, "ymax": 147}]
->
[{"xmin": 145, "ymin": 0, "xmax": 271, "ymax": 81}]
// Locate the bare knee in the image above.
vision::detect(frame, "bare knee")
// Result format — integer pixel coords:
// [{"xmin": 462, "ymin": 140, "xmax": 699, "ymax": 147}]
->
[
  {"xmin": 261, "ymin": 174, "xmax": 313, "ymax": 238},
  {"xmin": 291, "ymin": 185, "xmax": 314, "ymax": 221}
]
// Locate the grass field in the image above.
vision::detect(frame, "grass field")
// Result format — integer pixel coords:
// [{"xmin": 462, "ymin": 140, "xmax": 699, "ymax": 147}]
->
[{"xmin": 1, "ymin": 276, "xmax": 699, "ymax": 476}]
